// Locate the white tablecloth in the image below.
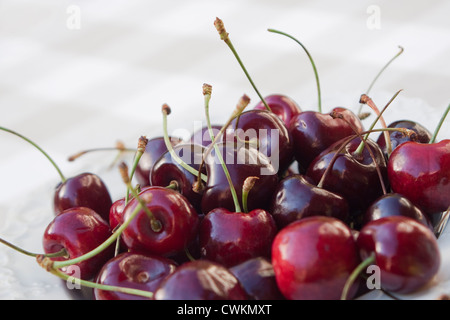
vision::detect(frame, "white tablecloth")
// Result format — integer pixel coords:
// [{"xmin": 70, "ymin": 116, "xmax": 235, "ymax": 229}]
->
[{"xmin": 0, "ymin": 0, "xmax": 449, "ymax": 300}]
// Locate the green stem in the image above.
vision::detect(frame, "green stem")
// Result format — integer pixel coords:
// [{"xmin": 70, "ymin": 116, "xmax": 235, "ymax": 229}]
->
[
  {"xmin": 242, "ymin": 176, "xmax": 258, "ymax": 213},
  {"xmin": 161, "ymin": 105, "xmax": 207, "ymax": 182},
  {"xmin": 0, "ymin": 238, "xmax": 68, "ymax": 258},
  {"xmin": 341, "ymin": 253, "xmax": 376, "ymax": 300},
  {"xmin": 0, "ymin": 126, "xmax": 66, "ymax": 182},
  {"xmin": 50, "ymin": 268, "xmax": 153, "ymax": 299},
  {"xmin": 125, "ymin": 136, "xmax": 147, "ymax": 204},
  {"xmin": 430, "ymin": 103, "xmax": 450, "ymax": 144},
  {"xmin": 203, "ymin": 84, "xmax": 242, "ymax": 213},
  {"xmin": 214, "ymin": 17, "xmax": 270, "ymax": 112},
  {"xmin": 268, "ymin": 28, "xmax": 321, "ymax": 113}
]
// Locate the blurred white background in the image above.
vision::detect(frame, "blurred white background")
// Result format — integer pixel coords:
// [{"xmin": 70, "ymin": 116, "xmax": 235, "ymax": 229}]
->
[{"xmin": 0, "ymin": 0, "xmax": 449, "ymax": 299}]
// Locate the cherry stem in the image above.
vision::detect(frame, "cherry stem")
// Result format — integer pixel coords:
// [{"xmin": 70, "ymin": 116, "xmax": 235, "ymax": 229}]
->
[
  {"xmin": 358, "ymin": 46, "xmax": 404, "ymax": 117},
  {"xmin": 203, "ymin": 84, "xmax": 242, "ymax": 213},
  {"xmin": 242, "ymin": 176, "xmax": 259, "ymax": 213},
  {"xmin": 214, "ymin": 17, "xmax": 271, "ymax": 112},
  {"xmin": 356, "ymin": 90, "xmax": 402, "ymax": 156},
  {"xmin": 341, "ymin": 253, "xmax": 376, "ymax": 300},
  {"xmin": 0, "ymin": 237, "xmax": 68, "ymax": 258},
  {"xmin": 267, "ymin": 28, "xmax": 322, "ymax": 113},
  {"xmin": 0, "ymin": 126, "xmax": 66, "ymax": 182},
  {"xmin": 67, "ymin": 142, "xmax": 136, "ymax": 162},
  {"xmin": 50, "ymin": 192, "xmax": 150, "ymax": 270},
  {"xmin": 430, "ymin": 103, "xmax": 450, "ymax": 144},
  {"xmin": 124, "ymin": 136, "xmax": 148, "ymax": 204},
  {"xmin": 194, "ymin": 93, "xmax": 250, "ymax": 193},
  {"xmin": 161, "ymin": 104, "xmax": 208, "ymax": 183},
  {"xmin": 330, "ymin": 111, "xmax": 387, "ymax": 195},
  {"xmin": 48, "ymin": 266, "xmax": 153, "ymax": 299}
]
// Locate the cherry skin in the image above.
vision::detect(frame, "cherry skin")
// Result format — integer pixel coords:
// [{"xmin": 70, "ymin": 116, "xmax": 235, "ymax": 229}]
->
[
  {"xmin": 198, "ymin": 207, "xmax": 278, "ymax": 268},
  {"xmin": 109, "ymin": 197, "xmax": 126, "ymax": 231},
  {"xmin": 222, "ymin": 109, "xmax": 294, "ymax": 174},
  {"xmin": 190, "ymin": 124, "xmax": 222, "ymax": 147},
  {"xmin": 253, "ymin": 94, "xmax": 301, "ymax": 126},
  {"xmin": 229, "ymin": 257, "xmax": 285, "ymax": 300},
  {"xmin": 42, "ymin": 206, "xmax": 114, "ymax": 280},
  {"xmin": 271, "ymin": 216, "xmax": 361, "ymax": 300},
  {"xmin": 200, "ymin": 142, "xmax": 279, "ymax": 215},
  {"xmin": 134, "ymin": 136, "xmax": 182, "ymax": 187},
  {"xmin": 357, "ymin": 216, "xmax": 441, "ymax": 294},
  {"xmin": 387, "ymin": 139, "xmax": 450, "ymax": 217},
  {"xmin": 150, "ymin": 143, "xmax": 206, "ymax": 213},
  {"xmin": 269, "ymin": 174, "xmax": 349, "ymax": 228},
  {"xmin": 53, "ymin": 172, "xmax": 113, "ymax": 222},
  {"xmin": 120, "ymin": 186, "xmax": 199, "ymax": 257},
  {"xmin": 153, "ymin": 260, "xmax": 248, "ymax": 300},
  {"xmin": 289, "ymin": 107, "xmax": 364, "ymax": 172},
  {"xmin": 306, "ymin": 136, "xmax": 388, "ymax": 220},
  {"xmin": 94, "ymin": 252, "xmax": 177, "ymax": 300},
  {"xmin": 376, "ymin": 119, "xmax": 432, "ymax": 159},
  {"xmin": 362, "ymin": 193, "xmax": 432, "ymax": 230}
]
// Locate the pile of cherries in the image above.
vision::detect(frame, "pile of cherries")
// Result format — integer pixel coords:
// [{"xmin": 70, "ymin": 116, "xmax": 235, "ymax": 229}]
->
[{"xmin": 1, "ymin": 18, "xmax": 449, "ymax": 300}]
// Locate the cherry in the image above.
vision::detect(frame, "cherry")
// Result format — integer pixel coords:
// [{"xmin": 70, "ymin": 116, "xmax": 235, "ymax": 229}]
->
[
  {"xmin": 0, "ymin": 126, "xmax": 113, "ymax": 221},
  {"xmin": 222, "ymin": 109, "xmax": 294, "ymax": 174},
  {"xmin": 269, "ymin": 174, "xmax": 349, "ymax": 229},
  {"xmin": 135, "ymin": 136, "xmax": 182, "ymax": 187},
  {"xmin": 362, "ymin": 193, "xmax": 433, "ymax": 230},
  {"xmin": 271, "ymin": 216, "xmax": 361, "ymax": 300},
  {"xmin": 229, "ymin": 257, "xmax": 285, "ymax": 300},
  {"xmin": 42, "ymin": 206, "xmax": 114, "ymax": 280},
  {"xmin": 153, "ymin": 259, "xmax": 248, "ymax": 300},
  {"xmin": 253, "ymin": 94, "xmax": 301, "ymax": 126},
  {"xmin": 190, "ymin": 124, "xmax": 222, "ymax": 147},
  {"xmin": 198, "ymin": 207, "xmax": 277, "ymax": 268},
  {"xmin": 376, "ymin": 120, "xmax": 432, "ymax": 158},
  {"xmin": 94, "ymin": 252, "xmax": 177, "ymax": 300},
  {"xmin": 306, "ymin": 136, "xmax": 388, "ymax": 219},
  {"xmin": 356, "ymin": 216, "xmax": 441, "ymax": 294},
  {"xmin": 120, "ymin": 186, "xmax": 199, "ymax": 257},
  {"xmin": 150, "ymin": 143, "xmax": 206, "ymax": 212}
]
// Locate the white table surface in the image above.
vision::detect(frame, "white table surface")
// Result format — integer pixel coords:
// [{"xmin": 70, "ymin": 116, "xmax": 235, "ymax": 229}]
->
[{"xmin": 0, "ymin": 0, "xmax": 449, "ymax": 300}]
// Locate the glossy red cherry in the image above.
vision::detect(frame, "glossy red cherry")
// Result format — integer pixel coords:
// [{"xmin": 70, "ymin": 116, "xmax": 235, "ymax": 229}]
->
[
  {"xmin": 134, "ymin": 136, "xmax": 182, "ymax": 187},
  {"xmin": 289, "ymin": 108, "xmax": 364, "ymax": 172},
  {"xmin": 254, "ymin": 94, "xmax": 301, "ymax": 126},
  {"xmin": 200, "ymin": 142, "xmax": 278, "ymax": 215},
  {"xmin": 94, "ymin": 252, "xmax": 177, "ymax": 300},
  {"xmin": 198, "ymin": 207, "xmax": 277, "ymax": 267},
  {"xmin": 387, "ymin": 139, "xmax": 450, "ymax": 217},
  {"xmin": 269, "ymin": 174, "xmax": 349, "ymax": 228},
  {"xmin": 53, "ymin": 172, "xmax": 113, "ymax": 222},
  {"xmin": 153, "ymin": 260, "xmax": 247, "ymax": 300},
  {"xmin": 120, "ymin": 186, "xmax": 199, "ymax": 257},
  {"xmin": 271, "ymin": 216, "xmax": 361, "ymax": 300},
  {"xmin": 190, "ymin": 124, "xmax": 222, "ymax": 147},
  {"xmin": 357, "ymin": 216, "xmax": 441, "ymax": 293},
  {"xmin": 230, "ymin": 257, "xmax": 284, "ymax": 300},
  {"xmin": 42, "ymin": 207, "xmax": 114, "ymax": 280}
]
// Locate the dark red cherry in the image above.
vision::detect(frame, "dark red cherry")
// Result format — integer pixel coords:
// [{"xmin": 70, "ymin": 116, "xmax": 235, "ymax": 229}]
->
[
  {"xmin": 376, "ymin": 120, "xmax": 432, "ymax": 158},
  {"xmin": 289, "ymin": 108, "xmax": 364, "ymax": 172},
  {"xmin": 357, "ymin": 216, "xmax": 441, "ymax": 294},
  {"xmin": 42, "ymin": 207, "xmax": 114, "ymax": 280},
  {"xmin": 134, "ymin": 136, "xmax": 182, "ymax": 187},
  {"xmin": 306, "ymin": 136, "xmax": 388, "ymax": 219},
  {"xmin": 230, "ymin": 257, "xmax": 284, "ymax": 300},
  {"xmin": 222, "ymin": 109, "xmax": 294, "ymax": 174},
  {"xmin": 150, "ymin": 143, "xmax": 206, "ymax": 212},
  {"xmin": 190, "ymin": 124, "xmax": 222, "ymax": 147},
  {"xmin": 271, "ymin": 216, "xmax": 361, "ymax": 300},
  {"xmin": 53, "ymin": 172, "xmax": 113, "ymax": 222},
  {"xmin": 109, "ymin": 197, "xmax": 126, "ymax": 231},
  {"xmin": 200, "ymin": 142, "xmax": 279, "ymax": 215},
  {"xmin": 198, "ymin": 207, "xmax": 277, "ymax": 268},
  {"xmin": 153, "ymin": 260, "xmax": 247, "ymax": 300},
  {"xmin": 269, "ymin": 174, "xmax": 349, "ymax": 228},
  {"xmin": 120, "ymin": 186, "xmax": 199, "ymax": 257},
  {"xmin": 254, "ymin": 94, "xmax": 301, "ymax": 126},
  {"xmin": 362, "ymin": 193, "xmax": 432, "ymax": 230},
  {"xmin": 387, "ymin": 140, "xmax": 450, "ymax": 217},
  {"xmin": 94, "ymin": 252, "xmax": 177, "ymax": 300}
]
